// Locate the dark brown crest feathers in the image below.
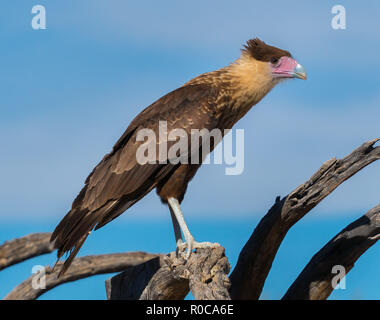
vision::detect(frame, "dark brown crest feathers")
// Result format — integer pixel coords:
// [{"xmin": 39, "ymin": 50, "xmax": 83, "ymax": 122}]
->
[{"xmin": 242, "ymin": 38, "xmax": 291, "ymax": 62}]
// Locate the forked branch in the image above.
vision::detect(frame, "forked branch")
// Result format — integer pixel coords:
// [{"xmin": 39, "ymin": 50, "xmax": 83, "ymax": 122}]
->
[
  {"xmin": 283, "ymin": 204, "xmax": 380, "ymax": 300},
  {"xmin": 229, "ymin": 139, "xmax": 380, "ymax": 299}
]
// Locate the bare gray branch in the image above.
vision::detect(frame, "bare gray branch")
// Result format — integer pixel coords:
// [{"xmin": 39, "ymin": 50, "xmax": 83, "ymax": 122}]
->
[
  {"xmin": 0, "ymin": 233, "xmax": 54, "ymax": 271},
  {"xmin": 283, "ymin": 204, "xmax": 380, "ymax": 300},
  {"xmin": 4, "ymin": 252, "xmax": 158, "ymax": 300},
  {"xmin": 229, "ymin": 139, "xmax": 380, "ymax": 299}
]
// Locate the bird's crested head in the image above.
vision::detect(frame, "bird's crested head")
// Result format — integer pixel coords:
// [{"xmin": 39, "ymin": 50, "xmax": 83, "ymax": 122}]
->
[
  {"xmin": 208, "ymin": 37, "xmax": 308, "ymax": 112},
  {"xmin": 186, "ymin": 37, "xmax": 306, "ymax": 115},
  {"xmin": 240, "ymin": 38, "xmax": 306, "ymax": 82}
]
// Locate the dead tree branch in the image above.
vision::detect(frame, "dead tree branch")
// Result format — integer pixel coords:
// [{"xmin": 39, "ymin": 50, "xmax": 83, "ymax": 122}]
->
[
  {"xmin": 106, "ymin": 255, "xmax": 189, "ymax": 300},
  {"xmin": 106, "ymin": 246, "xmax": 231, "ymax": 300},
  {"xmin": 4, "ymin": 252, "xmax": 159, "ymax": 300},
  {"xmin": 0, "ymin": 233, "xmax": 54, "ymax": 271},
  {"xmin": 229, "ymin": 139, "xmax": 380, "ymax": 300},
  {"xmin": 283, "ymin": 204, "xmax": 380, "ymax": 300}
]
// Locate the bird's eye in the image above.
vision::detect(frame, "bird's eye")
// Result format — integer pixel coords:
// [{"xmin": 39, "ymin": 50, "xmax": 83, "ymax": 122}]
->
[{"xmin": 271, "ymin": 57, "xmax": 279, "ymax": 64}]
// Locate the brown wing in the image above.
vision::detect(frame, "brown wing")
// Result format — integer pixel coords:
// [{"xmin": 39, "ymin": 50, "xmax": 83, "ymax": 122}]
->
[{"xmin": 51, "ymin": 83, "xmax": 220, "ymax": 276}]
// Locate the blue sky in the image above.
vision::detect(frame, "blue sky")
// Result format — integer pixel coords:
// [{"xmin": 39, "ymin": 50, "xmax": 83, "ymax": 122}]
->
[{"xmin": 0, "ymin": 1, "xmax": 379, "ymax": 299}]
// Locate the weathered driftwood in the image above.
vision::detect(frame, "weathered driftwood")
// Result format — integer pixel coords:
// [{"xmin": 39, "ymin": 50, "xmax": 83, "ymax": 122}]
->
[
  {"xmin": 106, "ymin": 246, "xmax": 231, "ymax": 300},
  {"xmin": 283, "ymin": 204, "xmax": 380, "ymax": 300},
  {"xmin": 4, "ymin": 252, "xmax": 158, "ymax": 300},
  {"xmin": 0, "ymin": 233, "xmax": 54, "ymax": 271},
  {"xmin": 229, "ymin": 139, "xmax": 380, "ymax": 300}
]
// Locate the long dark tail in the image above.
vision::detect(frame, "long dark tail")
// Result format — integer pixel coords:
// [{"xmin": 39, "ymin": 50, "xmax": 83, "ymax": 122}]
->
[
  {"xmin": 52, "ymin": 230, "xmax": 90, "ymax": 278},
  {"xmin": 50, "ymin": 206, "xmax": 102, "ymax": 277},
  {"xmin": 50, "ymin": 197, "xmax": 146, "ymax": 277},
  {"xmin": 51, "ymin": 165, "xmax": 176, "ymax": 277}
]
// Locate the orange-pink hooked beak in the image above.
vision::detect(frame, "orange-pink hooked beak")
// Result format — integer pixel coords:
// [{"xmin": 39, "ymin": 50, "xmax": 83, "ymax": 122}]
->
[{"xmin": 272, "ymin": 56, "xmax": 307, "ymax": 80}]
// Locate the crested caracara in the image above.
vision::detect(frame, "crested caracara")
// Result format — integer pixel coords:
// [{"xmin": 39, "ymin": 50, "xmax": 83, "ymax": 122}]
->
[{"xmin": 51, "ymin": 38, "xmax": 306, "ymax": 276}]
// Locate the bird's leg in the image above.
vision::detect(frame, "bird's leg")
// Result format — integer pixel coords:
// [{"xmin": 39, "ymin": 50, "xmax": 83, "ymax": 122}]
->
[
  {"xmin": 169, "ymin": 206, "xmax": 183, "ymax": 247},
  {"xmin": 167, "ymin": 197, "xmax": 220, "ymax": 259}
]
